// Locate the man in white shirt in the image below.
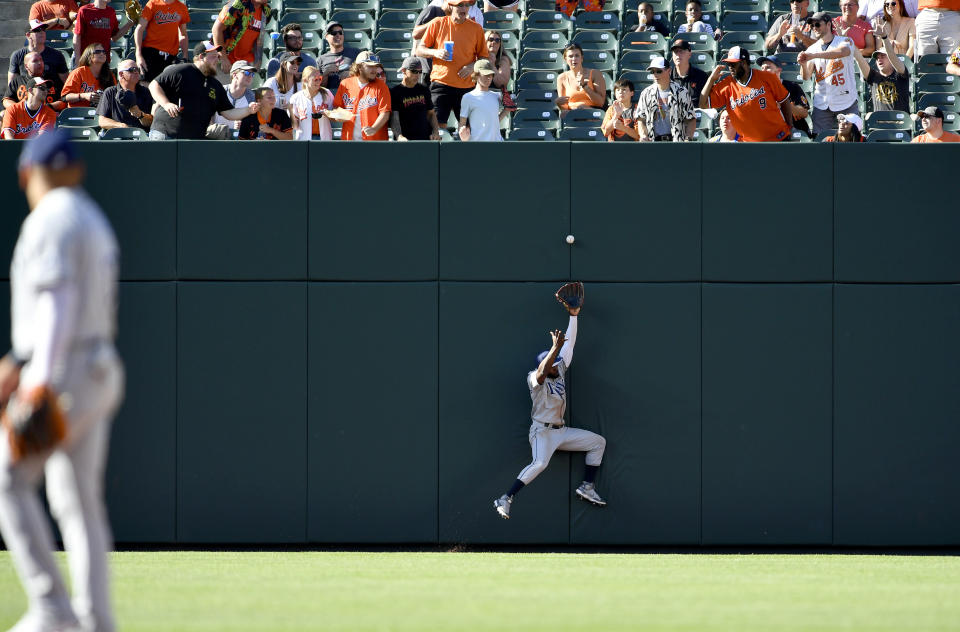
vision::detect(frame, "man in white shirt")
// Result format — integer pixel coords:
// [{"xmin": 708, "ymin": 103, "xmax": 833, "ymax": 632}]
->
[
  {"xmin": 212, "ymin": 60, "xmax": 256, "ymax": 131},
  {"xmin": 798, "ymin": 11, "xmax": 860, "ymax": 134}
]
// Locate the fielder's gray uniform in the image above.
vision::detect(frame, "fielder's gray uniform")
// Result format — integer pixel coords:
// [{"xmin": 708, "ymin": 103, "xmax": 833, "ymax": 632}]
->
[
  {"xmin": 517, "ymin": 316, "xmax": 606, "ymax": 484},
  {"xmin": 0, "ymin": 186, "xmax": 124, "ymax": 632}
]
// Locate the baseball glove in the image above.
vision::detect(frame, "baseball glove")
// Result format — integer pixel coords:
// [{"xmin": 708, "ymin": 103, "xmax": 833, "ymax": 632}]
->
[
  {"xmin": 1, "ymin": 386, "xmax": 67, "ymax": 464},
  {"xmin": 125, "ymin": 0, "xmax": 142, "ymax": 23},
  {"xmin": 555, "ymin": 281, "xmax": 584, "ymax": 314}
]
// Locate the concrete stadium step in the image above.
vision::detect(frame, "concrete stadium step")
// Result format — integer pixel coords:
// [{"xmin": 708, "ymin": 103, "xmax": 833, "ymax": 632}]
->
[{"xmin": 0, "ymin": 1, "xmax": 36, "ymax": 76}]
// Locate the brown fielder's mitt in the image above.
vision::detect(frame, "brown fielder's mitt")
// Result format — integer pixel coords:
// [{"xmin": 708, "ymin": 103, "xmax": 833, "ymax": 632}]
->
[
  {"xmin": 125, "ymin": 0, "xmax": 142, "ymax": 24},
  {"xmin": 1, "ymin": 386, "xmax": 67, "ymax": 464},
  {"xmin": 555, "ymin": 281, "xmax": 584, "ymax": 314}
]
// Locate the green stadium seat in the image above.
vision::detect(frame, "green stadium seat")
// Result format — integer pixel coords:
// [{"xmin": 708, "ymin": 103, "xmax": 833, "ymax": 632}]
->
[
  {"xmin": 582, "ymin": 50, "xmax": 617, "ymax": 72},
  {"xmin": 572, "ymin": 31, "xmax": 618, "ymax": 52},
  {"xmin": 525, "ymin": 10, "xmax": 573, "ymax": 35},
  {"xmin": 620, "ymin": 30, "xmax": 668, "ymax": 54},
  {"xmin": 673, "ymin": 0, "xmax": 719, "ymax": 12},
  {"xmin": 722, "ymin": 0, "xmax": 770, "ymax": 15},
  {"xmin": 515, "ymin": 88, "xmax": 560, "ymax": 107},
  {"xmin": 59, "ymin": 126, "xmax": 98, "ymax": 140},
  {"xmin": 672, "ymin": 31, "xmax": 717, "ymax": 52},
  {"xmin": 916, "ymin": 92, "xmax": 959, "ymax": 110},
  {"xmin": 377, "ymin": 10, "xmax": 419, "ymax": 30},
  {"xmin": 864, "ymin": 110, "xmax": 912, "ymax": 132},
  {"xmin": 516, "ymin": 70, "xmax": 561, "ymax": 91},
  {"xmin": 99, "ymin": 127, "xmax": 147, "ymax": 140},
  {"xmin": 373, "ymin": 28, "xmax": 414, "ymax": 49},
  {"xmin": 332, "ymin": 0, "xmax": 379, "ymax": 12},
  {"xmin": 620, "ymin": 49, "xmax": 661, "ymax": 71},
  {"xmin": 281, "ymin": 0, "xmax": 332, "ymax": 12},
  {"xmin": 500, "ymin": 31, "xmax": 520, "ymax": 53},
  {"xmin": 328, "ymin": 10, "xmax": 376, "ymax": 33},
  {"xmin": 915, "ymin": 72, "xmax": 960, "ymax": 95},
  {"xmin": 720, "ymin": 12, "xmax": 768, "ymax": 33},
  {"xmin": 562, "ymin": 107, "xmax": 606, "ymax": 127},
  {"xmin": 521, "ymin": 30, "xmax": 569, "ymax": 53},
  {"xmin": 57, "ymin": 108, "xmax": 98, "ymax": 128},
  {"xmin": 342, "ymin": 29, "xmax": 373, "ymax": 49},
  {"xmin": 915, "ymin": 53, "xmax": 950, "ymax": 75},
  {"xmin": 508, "ymin": 127, "xmax": 557, "ymax": 140},
  {"xmin": 718, "ymin": 31, "xmax": 765, "ymax": 54},
  {"xmin": 519, "ymin": 49, "xmax": 565, "ymax": 72},
  {"xmin": 524, "ymin": 0, "xmax": 559, "ymax": 11},
  {"xmin": 380, "ymin": 0, "xmax": 426, "ymax": 11},
  {"xmin": 866, "ymin": 128, "xmax": 911, "ymax": 142},
  {"xmin": 558, "ymin": 127, "xmax": 604, "ymax": 139},
  {"xmin": 574, "ymin": 12, "xmax": 622, "ymax": 33},
  {"xmin": 484, "ymin": 10, "xmax": 523, "ymax": 32},
  {"xmin": 280, "ymin": 11, "xmax": 326, "ymax": 29},
  {"xmin": 512, "ymin": 107, "xmax": 561, "ymax": 129}
]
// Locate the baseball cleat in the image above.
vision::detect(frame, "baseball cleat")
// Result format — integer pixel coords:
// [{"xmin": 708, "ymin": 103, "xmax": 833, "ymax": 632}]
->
[
  {"xmin": 494, "ymin": 494, "xmax": 512, "ymax": 519},
  {"xmin": 575, "ymin": 482, "xmax": 607, "ymax": 506}
]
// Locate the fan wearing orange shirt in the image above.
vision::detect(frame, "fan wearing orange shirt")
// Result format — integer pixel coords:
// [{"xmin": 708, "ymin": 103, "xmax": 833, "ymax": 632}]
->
[
  {"xmin": 28, "ymin": 0, "xmax": 79, "ymax": 31},
  {"xmin": 62, "ymin": 43, "xmax": 116, "ymax": 108},
  {"xmin": 332, "ymin": 52, "xmax": 392, "ymax": 140},
  {"xmin": 2, "ymin": 77, "xmax": 57, "ymax": 140},
  {"xmin": 700, "ymin": 46, "xmax": 793, "ymax": 142},
  {"xmin": 912, "ymin": 105, "xmax": 960, "ymax": 142},
  {"xmin": 415, "ymin": 0, "xmax": 487, "ymax": 132},
  {"xmin": 135, "ymin": 0, "xmax": 191, "ymax": 83}
]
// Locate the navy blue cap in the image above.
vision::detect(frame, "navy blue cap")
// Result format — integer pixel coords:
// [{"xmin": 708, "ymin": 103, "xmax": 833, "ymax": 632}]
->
[
  {"xmin": 18, "ymin": 129, "xmax": 79, "ymax": 170},
  {"xmin": 536, "ymin": 350, "xmax": 563, "ymax": 367}
]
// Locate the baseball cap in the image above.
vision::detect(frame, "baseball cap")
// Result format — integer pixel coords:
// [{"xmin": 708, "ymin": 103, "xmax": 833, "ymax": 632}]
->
[
  {"xmin": 279, "ymin": 51, "xmax": 303, "ymax": 64},
  {"xmin": 27, "ymin": 23, "xmax": 48, "ymax": 34},
  {"xmin": 18, "ymin": 129, "xmax": 79, "ymax": 170},
  {"xmin": 474, "ymin": 59, "xmax": 495, "ymax": 75},
  {"xmin": 193, "ymin": 41, "xmax": 222, "ymax": 56},
  {"xmin": 117, "ymin": 88, "xmax": 137, "ymax": 108},
  {"xmin": 325, "ymin": 21, "xmax": 343, "ymax": 34},
  {"xmin": 837, "ymin": 112, "xmax": 863, "ymax": 130},
  {"xmin": 355, "ymin": 51, "xmax": 381, "ymax": 65},
  {"xmin": 755, "ymin": 55, "xmax": 782, "ymax": 68},
  {"xmin": 230, "ymin": 60, "xmax": 256, "ymax": 74},
  {"xmin": 447, "ymin": 0, "xmax": 475, "ymax": 5},
  {"xmin": 535, "ymin": 350, "xmax": 563, "ymax": 367},
  {"xmin": 722, "ymin": 46, "xmax": 750, "ymax": 63},
  {"xmin": 647, "ymin": 55, "xmax": 667, "ymax": 70},
  {"xmin": 400, "ymin": 56, "xmax": 422, "ymax": 72},
  {"xmin": 918, "ymin": 106, "xmax": 944, "ymax": 119},
  {"xmin": 670, "ymin": 38, "xmax": 691, "ymax": 51},
  {"xmin": 808, "ymin": 11, "xmax": 831, "ymax": 22},
  {"xmin": 31, "ymin": 77, "xmax": 52, "ymax": 88}
]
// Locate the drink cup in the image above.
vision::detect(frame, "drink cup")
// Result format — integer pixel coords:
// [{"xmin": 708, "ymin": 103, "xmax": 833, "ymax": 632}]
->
[{"xmin": 443, "ymin": 41, "xmax": 454, "ymax": 60}]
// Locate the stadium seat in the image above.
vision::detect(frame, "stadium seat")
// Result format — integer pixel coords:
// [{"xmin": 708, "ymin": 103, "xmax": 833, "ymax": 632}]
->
[
  {"xmin": 671, "ymin": 11, "xmax": 718, "ymax": 31},
  {"xmin": 719, "ymin": 12, "xmax": 767, "ymax": 33},
  {"xmin": 380, "ymin": 0, "xmax": 425, "ymax": 11},
  {"xmin": 99, "ymin": 127, "xmax": 146, "ymax": 140},
  {"xmin": 915, "ymin": 53, "xmax": 950, "ymax": 75},
  {"xmin": 574, "ymin": 12, "xmax": 621, "ymax": 33},
  {"xmin": 718, "ymin": 31, "xmax": 765, "ymax": 54},
  {"xmin": 377, "ymin": 10, "xmax": 419, "ymax": 30},
  {"xmin": 282, "ymin": 0, "xmax": 332, "ymax": 12},
  {"xmin": 866, "ymin": 129, "xmax": 911, "ymax": 142},
  {"xmin": 46, "ymin": 30, "xmax": 74, "ymax": 51},
  {"xmin": 815, "ymin": 129, "xmax": 837, "ymax": 141},
  {"xmin": 332, "ymin": 0, "xmax": 379, "ymax": 12},
  {"xmin": 342, "ymin": 29, "xmax": 373, "ymax": 49},
  {"xmin": 508, "ymin": 127, "xmax": 557, "ymax": 140},
  {"xmin": 620, "ymin": 49, "xmax": 662, "ymax": 71},
  {"xmin": 525, "ymin": 10, "xmax": 573, "ymax": 35},
  {"xmin": 690, "ymin": 51, "xmax": 715, "ymax": 71},
  {"xmin": 328, "ymin": 10, "xmax": 376, "ymax": 33},
  {"xmin": 519, "ymin": 49, "xmax": 565, "ymax": 72},
  {"xmin": 626, "ymin": 0, "xmax": 672, "ymax": 14},
  {"xmin": 673, "ymin": 0, "xmax": 719, "ymax": 12},
  {"xmin": 59, "ymin": 126, "xmax": 97, "ymax": 140},
  {"xmin": 916, "ymin": 92, "xmax": 958, "ymax": 111},
  {"xmin": 620, "ymin": 31, "xmax": 668, "ymax": 54},
  {"xmin": 280, "ymin": 11, "xmax": 326, "ymax": 30},
  {"xmin": 864, "ymin": 110, "xmax": 912, "ymax": 132},
  {"xmin": 598, "ymin": 0, "xmax": 626, "ymax": 14},
  {"xmin": 572, "ymin": 31, "xmax": 619, "ymax": 52},
  {"xmin": 617, "ymin": 69, "xmax": 655, "ymax": 89},
  {"xmin": 500, "ymin": 31, "xmax": 520, "ymax": 54},
  {"xmin": 521, "ymin": 30, "xmax": 569, "ymax": 53},
  {"xmin": 373, "ymin": 28, "xmax": 413, "ymax": 49},
  {"xmin": 789, "ymin": 130, "xmax": 813, "ymax": 141},
  {"xmin": 516, "ymin": 70, "xmax": 561, "ymax": 91},
  {"xmin": 723, "ymin": 0, "xmax": 770, "ymax": 14},
  {"xmin": 525, "ymin": 0, "xmax": 559, "ymax": 10},
  {"xmin": 515, "ymin": 88, "xmax": 560, "ymax": 107},
  {"xmin": 672, "ymin": 31, "xmax": 717, "ymax": 52},
  {"xmin": 484, "ymin": 10, "xmax": 523, "ymax": 33},
  {"xmin": 57, "ymin": 108, "xmax": 98, "ymax": 128},
  {"xmin": 582, "ymin": 50, "xmax": 617, "ymax": 72},
  {"xmin": 915, "ymin": 73, "xmax": 960, "ymax": 95},
  {"xmin": 558, "ymin": 127, "xmax": 604, "ymax": 139},
  {"xmin": 562, "ymin": 107, "xmax": 606, "ymax": 127},
  {"xmin": 622, "ymin": 11, "xmax": 671, "ymax": 31},
  {"xmin": 512, "ymin": 108, "xmax": 561, "ymax": 129}
]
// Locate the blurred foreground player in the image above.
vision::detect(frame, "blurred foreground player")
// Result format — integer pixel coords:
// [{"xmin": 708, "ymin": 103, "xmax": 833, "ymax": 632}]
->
[
  {"xmin": 0, "ymin": 130, "xmax": 124, "ymax": 632},
  {"xmin": 493, "ymin": 283, "xmax": 608, "ymax": 520}
]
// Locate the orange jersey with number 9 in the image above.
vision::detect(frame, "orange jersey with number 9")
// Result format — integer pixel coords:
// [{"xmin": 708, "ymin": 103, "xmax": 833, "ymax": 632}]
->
[{"xmin": 707, "ymin": 68, "xmax": 791, "ymax": 142}]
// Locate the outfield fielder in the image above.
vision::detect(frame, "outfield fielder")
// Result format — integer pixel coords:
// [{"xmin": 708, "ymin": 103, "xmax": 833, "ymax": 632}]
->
[
  {"xmin": 0, "ymin": 131, "xmax": 124, "ymax": 632},
  {"xmin": 494, "ymin": 282, "xmax": 607, "ymax": 520}
]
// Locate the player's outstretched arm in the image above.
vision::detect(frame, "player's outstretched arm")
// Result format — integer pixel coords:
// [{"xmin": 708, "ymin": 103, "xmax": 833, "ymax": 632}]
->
[{"xmin": 535, "ymin": 329, "xmax": 564, "ymax": 385}]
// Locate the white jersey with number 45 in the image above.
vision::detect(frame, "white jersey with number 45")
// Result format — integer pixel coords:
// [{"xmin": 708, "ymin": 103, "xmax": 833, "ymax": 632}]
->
[{"xmin": 811, "ymin": 35, "xmax": 858, "ymax": 111}]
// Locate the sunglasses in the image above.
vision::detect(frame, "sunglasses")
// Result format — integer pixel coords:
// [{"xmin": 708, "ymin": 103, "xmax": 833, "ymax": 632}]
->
[
  {"xmin": 809, "ymin": 20, "xmax": 824, "ymax": 26},
  {"xmin": 649, "ymin": 68, "xmax": 665, "ymax": 73},
  {"xmin": 120, "ymin": 66, "xmax": 139, "ymax": 73},
  {"xmin": 406, "ymin": 68, "xmax": 422, "ymax": 73},
  {"xmin": 92, "ymin": 49, "xmax": 106, "ymax": 54},
  {"xmin": 884, "ymin": 1, "xmax": 898, "ymax": 5},
  {"xmin": 329, "ymin": 30, "xmax": 344, "ymax": 35},
  {"xmin": 487, "ymin": 37, "xmax": 501, "ymax": 42}
]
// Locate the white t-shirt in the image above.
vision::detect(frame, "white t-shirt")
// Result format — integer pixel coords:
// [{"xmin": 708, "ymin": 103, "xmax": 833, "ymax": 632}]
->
[
  {"xmin": 811, "ymin": 35, "xmax": 858, "ymax": 111},
  {"xmin": 11, "ymin": 187, "xmax": 118, "ymax": 362},
  {"xmin": 289, "ymin": 88, "xmax": 334, "ymax": 140},
  {"xmin": 213, "ymin": 86, "xmax": 254, "ymax": 129},
  {"xmin": 460, "ymin": 88, "xmax": 502, "ymax": 141},
  {"xmin": 262, "ymin": 77, "xmax": 301, "ymax": 111}
]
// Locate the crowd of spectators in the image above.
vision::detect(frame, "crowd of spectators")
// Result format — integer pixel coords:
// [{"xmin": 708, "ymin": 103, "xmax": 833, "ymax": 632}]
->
[{"xmin": 3, "ymin": 0, "xmax": 960, "ymax": 142}]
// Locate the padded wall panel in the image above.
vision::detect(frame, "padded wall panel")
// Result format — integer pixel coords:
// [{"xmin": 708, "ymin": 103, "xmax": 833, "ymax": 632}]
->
[
  {"xmin": 307, "ymin": 283, "xmax": 438, "ymax": 542},
  {"xmin": 702, "ymin": 144, "xmax": 833, "ymax": 281},
  {"xmin": 77, "ymin": 143, "xmax": 177, "ymax": 280},
  {"xmin": 178, "ymin": 283, "xmax": 307, "ymax": 542},
  {"xmin": 439, "ymin": 283, "xmax": 570, "ymax": 543},
  {"xmin": 308, "ymin": 143, "xmax": 438, "ymax": 280},
  {"xmin": 177, "ymin": 142, "xmax": 308, "ymax": 279},
  {"xmin": 834, "ymin": 145, "xmax": 960, "ymax": 282},
  {"xmin": 108, "ymin": 282, "xmax": 177, "ymax": 542},
  {"xmin": 702, "ymin": 284, "xmax": 832, "ymax": 544},
  {"xmin": 569, "ymin": 283, "xmax": 700, "ymax": 544},
  {"xmin": 570, "ymin": 144, "xmax": 700, "ymax": 281},
  {"xmin": 834, "ymin": 284, "xmax": 960, "ymax": 545},
  {"xmin": 438, "ymin": 144, "xmax": 570, "ymax": 281},
  {"xmin": 0, "ymin": 142, "xmax": 29, "ymax": 280}
]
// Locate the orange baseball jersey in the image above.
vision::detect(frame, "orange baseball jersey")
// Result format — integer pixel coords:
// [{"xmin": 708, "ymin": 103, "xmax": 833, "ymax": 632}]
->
[
  {"xmin": 28, "ymin": 0, "xmax": 79, "ymax": 29},
  {"xmin": 61, "ymin": 66, "xmax": 110, "ymax": 107},
  {"xmin": 141, "ymin": 0, "xmax": 190, "ymax": 56},
  {"xmin": 420, "ymin": 16, "xmax": 487, "ymax": 90},
  {"xmin": 2, "ymin": 101, "xmax": 56, "ymax": 139},
  {"xmin": 707, "ymin": 69, "xmax": 791, "ymax": 142},
  {"xmin": 333, "ymin": 76, "xmax": 392, "ymax": 140},
  {"xmin": 912, "ymin": 131, "xmax": 960, "ymax": 142}
]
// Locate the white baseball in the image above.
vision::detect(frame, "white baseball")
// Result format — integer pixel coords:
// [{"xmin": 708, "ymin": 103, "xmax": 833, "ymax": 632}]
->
[{"xmin": 565, "ymin": 234, "xmax": 575, "ymax": 244}]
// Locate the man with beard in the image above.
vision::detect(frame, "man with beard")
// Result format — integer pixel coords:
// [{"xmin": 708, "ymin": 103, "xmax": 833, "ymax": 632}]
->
[
  {"xmin": 332, "ymin": 51, "xmax": 392, "ymax": 140},
  {"xmin": 798, "ymin": 12, "xmax": 859, "ymax": 135},
  {"xmin": 148, "ymin": 41, "xmax": 260, "ymax": 139},
  {"xmin": 3, "ymin": 51, "xmax": 66, "ymax": 112},
  {"xmin": 266, "ymin": 23, "xmax": 318, "ymax": 77},
  {"xmin": 701, "ymin": 46, "xmax": 793, "ymax": 142}
]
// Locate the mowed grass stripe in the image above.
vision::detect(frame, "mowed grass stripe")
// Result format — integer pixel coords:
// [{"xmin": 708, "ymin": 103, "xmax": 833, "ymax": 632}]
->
[{"xmin": 1, "ymin": 552, "xmax": 958, "ymax": 631}]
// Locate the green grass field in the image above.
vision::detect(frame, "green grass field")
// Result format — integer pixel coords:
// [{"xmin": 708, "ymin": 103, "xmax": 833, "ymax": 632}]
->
[{"xmin": 2, "ymin": 551, "xmax": 959, "ymax": 631}]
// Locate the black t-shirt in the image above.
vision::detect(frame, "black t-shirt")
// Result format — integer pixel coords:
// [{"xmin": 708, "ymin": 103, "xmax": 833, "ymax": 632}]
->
[
  {"xmin": 150, "ymin": 63, "xmax": 232, "ymax": 139},
  {"xmin": 96, "ymin": 84, "xmax": 155, "ymax": 130},
  {"xmin": 4, "ymin": 74, "xmax": 60, "ymax": 109},
  {"xmin": 8, "ymin": 47, "xmax": 68, "ymax": 93},
  {"xmin": 390, "ymin": 82, "xmax": 434, "ymax": 140},
  {"xmin": 867, "ymin": 67, "xmax": 911, "ymax": 113},
  {"xmin": 670, "ymin": 64, "xmax": 708, "ymax": 106},
  {"xmin": 783, "ymin": 79, "xmax": 812, "ymax": 137},
  {"xmin": 237, "ymin": 107, "xmax": 292, "ymax": 139}
]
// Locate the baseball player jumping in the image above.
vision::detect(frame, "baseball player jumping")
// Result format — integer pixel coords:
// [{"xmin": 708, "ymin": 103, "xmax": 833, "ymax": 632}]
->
[
  {"xmin": 0, "ymin": 131, "xmax": 124, "ymax": 632},
  {"xmin": 494, "ymin": 282, "xmax": 608, "ymax": 520}
]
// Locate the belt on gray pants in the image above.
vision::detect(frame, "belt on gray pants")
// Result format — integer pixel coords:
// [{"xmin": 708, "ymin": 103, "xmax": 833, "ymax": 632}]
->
[{"xmin": 537, "ymin": 421, "xmax": 564, "ymax": 429}]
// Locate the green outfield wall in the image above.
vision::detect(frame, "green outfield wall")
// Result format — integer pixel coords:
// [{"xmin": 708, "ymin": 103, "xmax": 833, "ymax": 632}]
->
[{"xmin": 1, "ymin": 141, "xmax": 957, "ymax": 546}]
